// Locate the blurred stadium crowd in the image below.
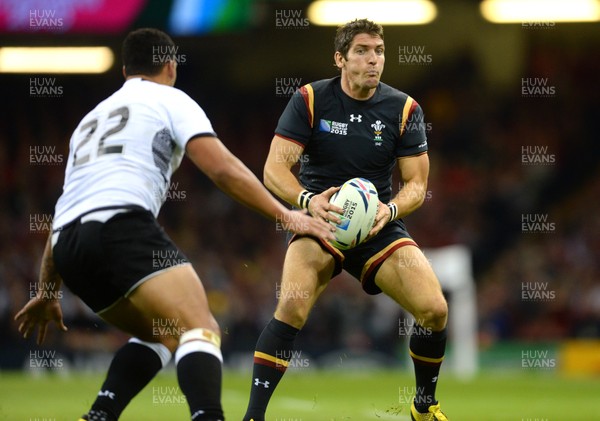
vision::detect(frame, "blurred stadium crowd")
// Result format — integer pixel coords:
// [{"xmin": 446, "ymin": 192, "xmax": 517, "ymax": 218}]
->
[{"xmin": 0, "ymin": 43, "xmax": 598, "ymax": 371}]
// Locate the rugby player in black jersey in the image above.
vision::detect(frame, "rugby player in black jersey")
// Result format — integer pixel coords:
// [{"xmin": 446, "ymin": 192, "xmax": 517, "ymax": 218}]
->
[{"xmin": 243, "ymin": 19, "xmax": 449, "ymax": 421}]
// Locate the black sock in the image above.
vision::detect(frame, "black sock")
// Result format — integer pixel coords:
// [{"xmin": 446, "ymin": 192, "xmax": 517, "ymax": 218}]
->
[
  {"xmin": 409, "ymin": 326, "xmax": 447, "ymax": 413},
  {"xmin": 243, "ymin": 318, "xmax": 300, "ymax": 421},
  {"xmin": 91, "ymin": 341, "xmax": 166, "ymax": 420},
  {"xmin": 177, "ymin": 351, "xmax": 223, "ymax": 421}
]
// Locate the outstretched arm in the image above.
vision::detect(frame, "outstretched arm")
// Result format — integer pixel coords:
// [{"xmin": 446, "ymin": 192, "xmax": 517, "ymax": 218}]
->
[
  {"xmin": 15, "ymin": 233, "xmax": 68, "ymax": 345},
  {"xmin": 186, "ymin": 135, "xmax": 335, "ymax": 238}
]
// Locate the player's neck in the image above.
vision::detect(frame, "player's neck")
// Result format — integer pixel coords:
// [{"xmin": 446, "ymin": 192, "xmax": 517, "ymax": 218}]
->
[
  {"xmin": 126, "ymin": 75, "xmax": 170, "ymax": 86},
  {"xmin": 122, "ymin": 62, "xmax": 176, "ymax": 87},
  {"xmin": 125, "ymin": 67, "xmax": 175, "ymax": 87}
]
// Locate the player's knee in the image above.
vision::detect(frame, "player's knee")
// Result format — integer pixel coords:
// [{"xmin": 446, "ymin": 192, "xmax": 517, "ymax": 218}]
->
[
  {"xmin": 129, "ymin": 337, "xmax": 174, "ymax": 366},
  {"xmin": 205, "ymin": 315, "xmax": 221, "ymax": 338},
  {"xmin": 417, "ymin": 298, "xmax": 448, "ymax": 331},
  {"xmin": 275, "ymin": 300, "xmax": 311, "ymax": 329},
  {"xmin": 153, "ymin": 316, "xmax": 220, "ymax": 353},
  {"xmin": 153, "ymin": 335, "xmax": 179, "ymax": 353}
]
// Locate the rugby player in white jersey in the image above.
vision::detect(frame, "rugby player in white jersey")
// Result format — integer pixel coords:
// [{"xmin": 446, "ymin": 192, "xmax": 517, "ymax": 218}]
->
[{"xmin": 14, "ymin": 28, "xmax": 335, "ymax": 421}]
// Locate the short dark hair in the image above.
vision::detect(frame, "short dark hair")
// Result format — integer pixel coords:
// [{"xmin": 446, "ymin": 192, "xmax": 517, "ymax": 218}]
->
[
  {"xmin": 334, "ymin": 19, "xmax": 384, "ymax": 60},
  {"xmin": 122, "ymin": 28, "xmax": 175, "ymax": 77}
]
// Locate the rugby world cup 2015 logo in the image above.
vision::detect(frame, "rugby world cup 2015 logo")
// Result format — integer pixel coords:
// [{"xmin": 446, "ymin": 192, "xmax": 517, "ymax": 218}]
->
[
  {"xmin": 336, "ymin": 213, "xmax": 352, "ymax": 231},
  {"xmin": 371, "ymin": 120, "xmax": 385, "ymax": 144},
  {"xmin": 319, "ymin": 119, "xmax": 348, "ymax": 135}
]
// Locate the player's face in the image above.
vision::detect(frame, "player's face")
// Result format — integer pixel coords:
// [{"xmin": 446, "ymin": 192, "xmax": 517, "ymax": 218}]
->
[{"xmin": 337, "ymin": 33, "xmax": 385, "ymax": 95}]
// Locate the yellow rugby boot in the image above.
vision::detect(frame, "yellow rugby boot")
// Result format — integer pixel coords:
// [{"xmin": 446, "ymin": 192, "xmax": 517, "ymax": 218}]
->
[{"xmin": 410, "ymin": 401, "xmax": 449, "ymax": 421}]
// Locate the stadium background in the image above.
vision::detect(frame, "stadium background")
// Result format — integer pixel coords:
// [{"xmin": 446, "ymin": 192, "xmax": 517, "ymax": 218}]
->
[{"xmin": 0, "ymin": 0, "xmax": 598, "ymax": 419}]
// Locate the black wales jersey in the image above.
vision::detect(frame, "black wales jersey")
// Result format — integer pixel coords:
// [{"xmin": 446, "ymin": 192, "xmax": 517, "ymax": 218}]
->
[{"xmin": 275, "ymin": 76, "xmax": 428, "ymax": 203}]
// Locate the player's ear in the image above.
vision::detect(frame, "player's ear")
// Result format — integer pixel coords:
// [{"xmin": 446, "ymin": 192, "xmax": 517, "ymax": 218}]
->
[
  {"xmin": 166, "ymin": 60, "xmax": 177, "ymax": 84},
  {"xmin": 122, "ymin": 65, "xmax": 127, "ymax": 79},
  {"xmin": 334, "ymin": 51, "xmax": 344, "ymax": 70}
]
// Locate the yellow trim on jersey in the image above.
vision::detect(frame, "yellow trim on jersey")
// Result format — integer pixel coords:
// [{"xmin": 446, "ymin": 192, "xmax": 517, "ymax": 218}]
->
[
  {"xmin": 360, "ymin": 237, "xmax": 416, "ymax": 281},
  {"xmin": 254, "ymin": 351, "xmax": 290, "ymax": 368},
  {"xmin": 409, "ymin": 349, "xmax": 445, "ymax": 364},
  {"xmin": 305, "ymin": 84, "xmax": 315, "ymax": 128},
  {"xmin": 400, "ymin": 96, "xmax": 415, "ymax": 136}
]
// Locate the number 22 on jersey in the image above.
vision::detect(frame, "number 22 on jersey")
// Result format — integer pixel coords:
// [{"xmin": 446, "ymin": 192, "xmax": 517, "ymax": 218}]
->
[{"xmin": 73, "ymin": 106, "xmax": 130, "ymax": 167}]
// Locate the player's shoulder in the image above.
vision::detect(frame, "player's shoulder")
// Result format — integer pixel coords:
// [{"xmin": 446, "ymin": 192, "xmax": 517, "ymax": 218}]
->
[
  {"xmin": 308, "ymin": 77, "xmax": 338, "ymax": 90},
  {"xmin": 287, "ymin": 78, "xmax": 338, "ymax": 116},
  {"xmin": 377, "ymin": 82, "xmax": 417, "ymax": 105},
  {"xmin": 292, "ymin": 77, "xmax": 343, "ymax": 115},
  {"xmin": 301, "ymin": 77, "xmax": 340, "ymax": 96},
  {"xmin": 376, "ymin": 83, "xmax": 425, "ymax": 121}
]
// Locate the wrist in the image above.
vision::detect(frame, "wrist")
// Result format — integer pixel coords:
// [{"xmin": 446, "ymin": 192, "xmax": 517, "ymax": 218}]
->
[
  {"xmin": 387, "ymin": 202, "xmax": 398, "ymax": 222},
  {"xmin": 297, "ymin": 189, "xmax": 315, "ymax": 210}
]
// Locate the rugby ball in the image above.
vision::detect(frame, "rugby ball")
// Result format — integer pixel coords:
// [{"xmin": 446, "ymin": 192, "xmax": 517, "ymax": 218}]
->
[{"xmin": 328, "ymin": 178, "xmax": 379, "ymax": 250}]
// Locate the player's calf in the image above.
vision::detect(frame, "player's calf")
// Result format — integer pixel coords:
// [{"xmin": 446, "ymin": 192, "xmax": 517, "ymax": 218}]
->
[
  {"xmin": 82, "ymin": 338, "xmax": 172, "ymax": 421},
  {"xmin": 175, "ymin": 328, "xmax": 224, "ymax": 421},
  {"xmin": 243, "ymin": 318, "xmax": 300, "ymax": 421}
]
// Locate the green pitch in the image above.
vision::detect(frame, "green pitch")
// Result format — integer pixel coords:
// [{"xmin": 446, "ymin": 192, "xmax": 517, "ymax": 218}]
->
[{"xmin": 0, "ymin": 369, "xmax": 595, "ymax": 420}]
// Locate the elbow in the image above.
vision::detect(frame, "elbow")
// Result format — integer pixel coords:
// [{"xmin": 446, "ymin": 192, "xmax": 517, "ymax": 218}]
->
[
  {"xmin": 414, "ymin": 198, "xmax": 425, "ymax": 211},
  {"xmin": 411, "ymin": 198, "xmax": 424, "ymax": 211},
  {"xmin": 414, "ymin": 188, "xmax": 428, "ymax": 209},
  {"xmin": 209, "ymin": 169, "xmax": 230, "ymax": 188},
  {"xmin": 205, "ymin": 155, "xmax": 239, "ymax": 188},
  {"xmin": 205, "ymin": 162, "xmax": 230, "ymax": 186}
]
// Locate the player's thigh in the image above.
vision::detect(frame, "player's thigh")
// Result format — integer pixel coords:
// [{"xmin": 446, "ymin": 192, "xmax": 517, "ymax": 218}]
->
[
  {"xmin": 100, "ymin": 264, "xmax": 218, "ymax": 350},
  {"xmin": 274, "ymin": 237, "xmax": 335, "ymax": 328},
  {"xmin": 374, "ymin": 245, "xmax": 447, "ymax": 329}
]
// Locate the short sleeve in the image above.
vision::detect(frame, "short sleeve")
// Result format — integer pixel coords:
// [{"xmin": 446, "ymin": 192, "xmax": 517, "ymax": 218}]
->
[
  {"xmin": 167, "ymin": 89, "xmax": 217, "ymax": 149},
  {"xmin": 275, "ymin": 85, "xmax": 314, "ymax": 147},
  {"xmin": 396, "ymin": 98, "xmax": 428, "ymax": 157}
]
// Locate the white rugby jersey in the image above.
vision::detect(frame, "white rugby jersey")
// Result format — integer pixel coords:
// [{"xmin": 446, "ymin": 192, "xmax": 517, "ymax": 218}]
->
[{"xmin": 53, "ymin": 78, "xmax": 216, "ymax": 228}]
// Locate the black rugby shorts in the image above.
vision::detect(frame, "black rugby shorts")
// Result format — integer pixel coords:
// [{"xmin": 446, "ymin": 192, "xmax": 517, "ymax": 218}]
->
[
  {"xmin": 53, "ymin": 207, "xmax": 189, "ymax": 313},
  {"xmin": 290, "ymin": 219, "xmax": 418, "ymax": 294}
]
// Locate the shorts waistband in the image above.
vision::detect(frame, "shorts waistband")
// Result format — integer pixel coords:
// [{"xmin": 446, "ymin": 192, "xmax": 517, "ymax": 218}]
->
[{"xmin": 52, "ymin": 205, "xmax": 147, "ymax": 233}]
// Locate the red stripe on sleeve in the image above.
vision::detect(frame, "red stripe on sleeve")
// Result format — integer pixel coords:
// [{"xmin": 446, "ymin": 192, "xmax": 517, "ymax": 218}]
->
[
  {"xmin": 407, "ymin": 99, "xmax": 419, "ymax": 120},
  {"xmin": 298, "ymin": 85, "xmax": 313, "ymax": 128}
]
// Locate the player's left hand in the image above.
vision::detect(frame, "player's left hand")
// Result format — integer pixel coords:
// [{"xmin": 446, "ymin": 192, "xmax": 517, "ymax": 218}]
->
[
  {"xmin": 367, "ymin": 200, "xmax": 391, "ymax": 240},
  {"xmin": 14, "ymin": 296, "xmax": 68, "ymax": 345},
  {"xmin": 280, "ymin": 209, "xmax": 337, "ymax": 241}
]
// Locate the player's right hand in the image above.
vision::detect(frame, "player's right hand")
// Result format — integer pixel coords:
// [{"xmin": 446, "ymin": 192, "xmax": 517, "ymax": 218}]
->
[
  {"xmin": 14, "ymin": 296, "xmax": 68, "ymax": 345},
  {"xmin": 308, "ymin": 186, "xmax": 344, "ymax": 225},
  {"xmin": 280, "ymin": 209, "xmax": 336, "ymax": 240}
]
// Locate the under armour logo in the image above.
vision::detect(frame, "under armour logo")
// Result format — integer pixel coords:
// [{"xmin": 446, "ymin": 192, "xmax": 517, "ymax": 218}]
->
[
  {"xmin": 254, "ymin": 378, "xmax": 270, "ymax": 388},
  {"xmin": 98, "ymin": 390, "xmax": 115, "ymax": 399},
  {"xmin": 350, "ymin": 114, "xmax": 362, "ymax": 122},
  {"xmin": 191, "ymin": 409, "xmax": 205, "ymax": 420}
]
